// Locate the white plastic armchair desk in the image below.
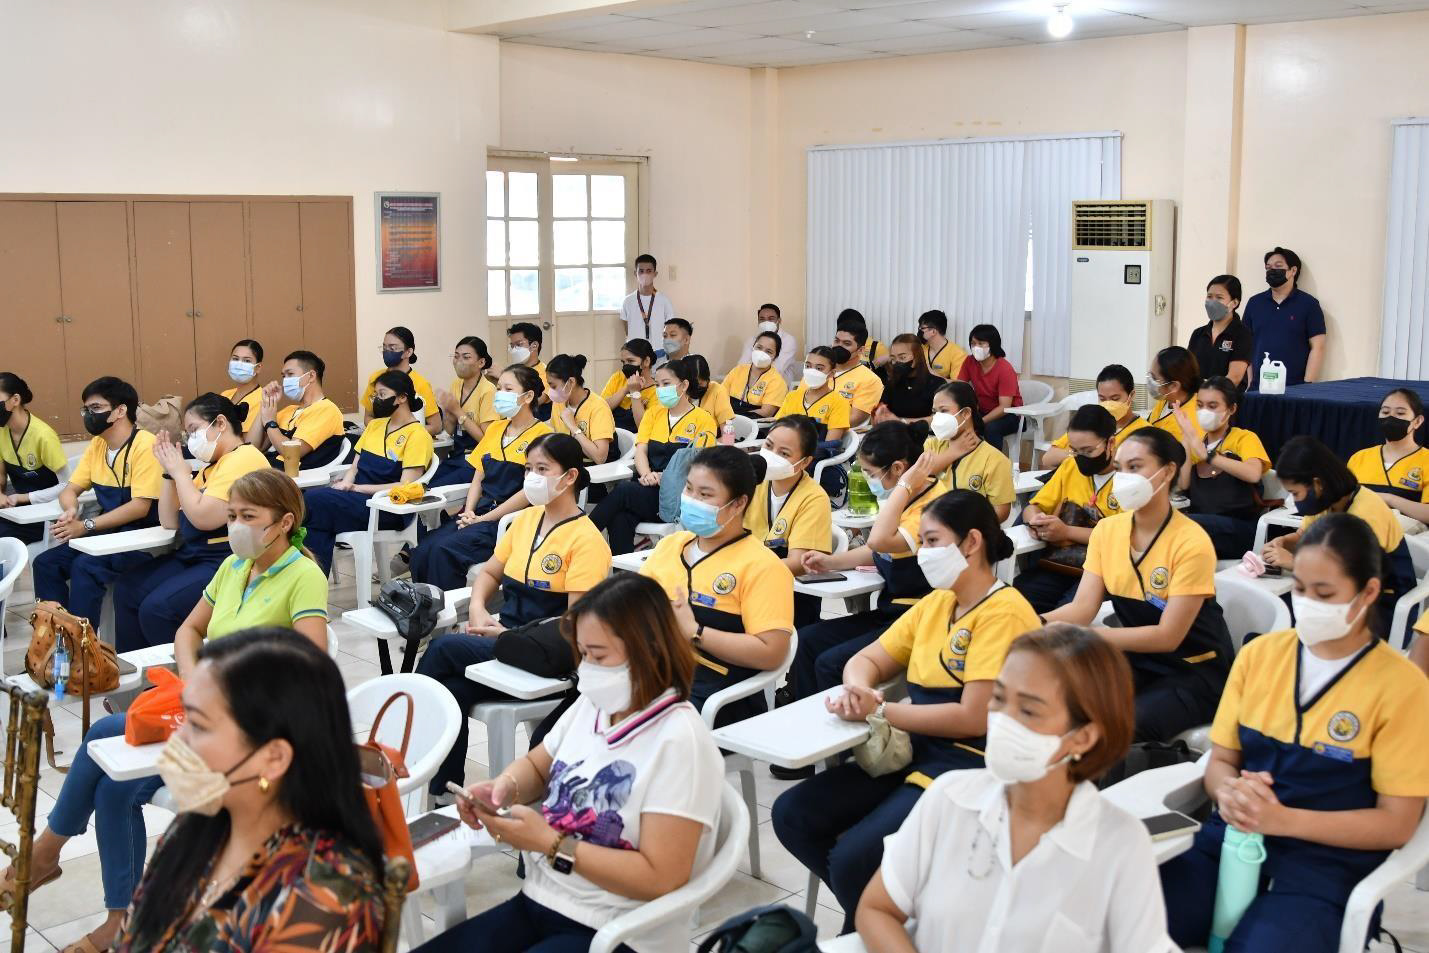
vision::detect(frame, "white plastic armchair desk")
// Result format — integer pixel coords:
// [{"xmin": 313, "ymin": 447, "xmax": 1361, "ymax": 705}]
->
[
  {"xmin": 0, "ymin": 538, "xmax": 29, "ymax": 673},
  {"xmin": 589, "ymin": 783, "xmax": 749, "ymax": 953},
  {"xmin": 812, "ymin": 430, "xmax": 861, "ymax": 487},
  {"xmin": 1387, "ymin": 533, "xmax": 1429, "ymax": 652},
  {"xmin": 334, "ymin": 453, "xmax": 442, "ymax": 609}
]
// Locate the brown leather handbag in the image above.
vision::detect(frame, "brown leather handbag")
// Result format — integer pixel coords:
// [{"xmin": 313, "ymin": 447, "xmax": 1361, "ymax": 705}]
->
[
  {"xmin": 357, "ymin": 692, "xmax": 419, "ymax": 891},
  {"xmin": 27, "ymin": 601, "xmax": 119, "ymax": 768}
]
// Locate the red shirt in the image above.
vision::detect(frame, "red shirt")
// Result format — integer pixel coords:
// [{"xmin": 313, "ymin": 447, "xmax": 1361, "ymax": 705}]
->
[{"xmin": 957, "ymin": 357, "xmax": 1023, "ymax": 414}]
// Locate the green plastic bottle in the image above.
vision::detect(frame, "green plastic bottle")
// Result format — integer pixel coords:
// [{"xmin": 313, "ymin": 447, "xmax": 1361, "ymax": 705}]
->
[
  {"xmin": 847, "ymin": 464, "xmax": 877, "ymax": 516},
  {"xmin": 1209, "ymin": 825, "xmax": 1266, "ymax": 952}
]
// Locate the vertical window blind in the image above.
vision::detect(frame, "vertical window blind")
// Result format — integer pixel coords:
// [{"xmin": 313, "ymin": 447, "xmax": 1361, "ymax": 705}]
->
[{"xmin": 1381, "ymin": 118, "xmax": 1429, "ymax": 379}]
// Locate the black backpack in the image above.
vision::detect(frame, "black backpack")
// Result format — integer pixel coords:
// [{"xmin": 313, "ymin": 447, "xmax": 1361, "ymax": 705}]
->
[
  {"xmin": 695, "ymin": 904, "xmax": 820, "ymax": 953},
  {"xmin": 1096, "ymin": 739, "xmax": 1198, "ymax": 790},
  {"xmin": 372, "ymin": 579, "xmax": 443, "ymax": 673}
]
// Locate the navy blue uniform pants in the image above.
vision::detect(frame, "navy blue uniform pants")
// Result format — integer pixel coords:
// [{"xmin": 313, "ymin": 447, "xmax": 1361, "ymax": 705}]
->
[
  {"xmin": 112, "ymin": 551, "xmax": 225, "ymax": 652},
  {"xmin": 412, "ymin": 891, "xmax": 632, "ymax": 953},
  {"xmin": 414, "ymin": 633, "xmax": 503, "ymax": 794},
  {"xmin": 303, "ymin": 486, "xmax": 408, "ymax": 575},
  {"xmin": 409, "ymin": 520, "xmax": 499, "ymax": 591},
  {"xmin": 589, "ymin": 480, "xmax": 660, "ymax": 556},
  {"xmin": 788, "ymin": 604, "xmax": 909, "ymax": 701},
  {"xmin": 32, "ymin": 544, "xmax": 152, "ymax": 633}
]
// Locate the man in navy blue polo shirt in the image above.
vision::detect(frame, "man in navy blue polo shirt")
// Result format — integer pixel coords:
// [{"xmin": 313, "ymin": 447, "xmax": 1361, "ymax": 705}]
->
[{"xmin": 1243, "ymin": 246, "xmax": 1326, "ymax": 388}]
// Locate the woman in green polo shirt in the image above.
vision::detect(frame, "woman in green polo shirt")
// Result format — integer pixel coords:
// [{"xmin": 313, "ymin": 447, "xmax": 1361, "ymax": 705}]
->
[{"xmin": 175, "ymin": 468, "xmax": 329, "ymax": 673}]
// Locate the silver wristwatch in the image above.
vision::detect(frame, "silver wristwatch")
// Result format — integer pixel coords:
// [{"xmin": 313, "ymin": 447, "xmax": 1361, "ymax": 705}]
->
[{"xmin": 83, "ymin": 518, "xmax": 95, "ymax": 533}]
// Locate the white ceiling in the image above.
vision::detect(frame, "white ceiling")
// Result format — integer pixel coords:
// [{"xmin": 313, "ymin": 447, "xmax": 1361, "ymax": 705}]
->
[{"xmin": 490, "ymin": 0, "xmax": 1429, "ymax": 68}]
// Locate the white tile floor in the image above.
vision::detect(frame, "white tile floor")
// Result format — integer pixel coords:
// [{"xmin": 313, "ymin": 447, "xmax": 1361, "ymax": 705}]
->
[{"xmin": 2, "ymin": 550, "xmax": 1428, "ymax": 952}]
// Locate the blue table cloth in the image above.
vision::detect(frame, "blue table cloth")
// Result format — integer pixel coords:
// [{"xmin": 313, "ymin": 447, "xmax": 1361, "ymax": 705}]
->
[{"xmin": 1238, "ymin": 377, "xmax": 1429, "ymax": 460}]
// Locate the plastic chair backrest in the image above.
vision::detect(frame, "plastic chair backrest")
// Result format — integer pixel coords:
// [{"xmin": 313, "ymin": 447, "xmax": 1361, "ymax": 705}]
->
[
  {"xmin": 731, "ymin": 416, "xmax": 757, "ymax": 442},
  {"xmin": 831, "ymin": 526, "xmax": 850, "ymax": 554},
  {"xmin": 346, "ymin": 673, "xmax": 461, "ymax": 801},
  {"xmin": 325, "ymin": 625, "xmax": 342, "ymax": 662},
  {"xmin": 1215, "ymin": 574, "xmax": 1292, "ymax": 652},
  {"xmin": 496, "ymin": 511, "xmax": 517, "ymax": 543},
  {"xmin": 1260, "ymin": 469, "xmax": 1287, "ymax": 505},
  {"xmin": 0, "ymin": 538, "xmax": 29, "ymax": 605},
  {"xmin": 1408, "ymin": 533, "xmax": 1429, "ymax": 581},
  {"xmin": 614, "ymin": 428, "xmax": 637, "ymax": 463},
  {"xmin": 1019, "ymin": 379, "xmax": 1054, "ymax": 406},
  {"xmin": 1062, "ymin": 389, "xmax": 1102, "ymax": 412}
]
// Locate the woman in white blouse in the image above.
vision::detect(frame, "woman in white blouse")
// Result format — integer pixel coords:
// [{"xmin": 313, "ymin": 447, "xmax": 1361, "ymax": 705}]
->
[{"xmin": 855, "ymin": 623, "xmax": 1174, "ymax": 953}]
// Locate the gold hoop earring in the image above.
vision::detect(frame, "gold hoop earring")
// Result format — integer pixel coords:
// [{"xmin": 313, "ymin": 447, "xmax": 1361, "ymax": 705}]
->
[{"xmin": 258, "ymin": 776, "xmax": 270, "ymax": 793}]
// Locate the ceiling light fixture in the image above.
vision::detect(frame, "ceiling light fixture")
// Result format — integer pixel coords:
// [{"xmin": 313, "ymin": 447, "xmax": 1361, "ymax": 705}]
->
[
  {"xmin": 551, "ymin": 155, "xmax": 579, "ymax": 162},
  {"xmin": 1047, "ymin": 3, "xmax": 1074, "ymax": 39}
]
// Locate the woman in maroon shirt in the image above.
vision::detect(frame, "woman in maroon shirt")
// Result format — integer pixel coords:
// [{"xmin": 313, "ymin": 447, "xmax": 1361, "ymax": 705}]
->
[{"xmin": 956, "ymin": 324, "xmax": 1023, "ymax": 452}]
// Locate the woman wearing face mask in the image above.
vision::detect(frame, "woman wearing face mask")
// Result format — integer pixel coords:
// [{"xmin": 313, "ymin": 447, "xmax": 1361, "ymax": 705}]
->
[
  {"xmin": 775, "ymin": 346, "xmax": 851, "ymax": 444},
  {"xmin": 0, "ymin": 476, "xmax": 330, "ymax": 953},
  {"xmin": 1179, "ymin": 376, "xmax": 1271, "ymax": 559},
  {"xmin": 922, "ymin": 380, "xmax": 1013, "ymax": 522},
  {"xmin": 874, "ymin": 333, "xmax": 942, "ymax": 424},
  {"xmin": 217, "ymin": 339, "xmax": 265, "ymax": 432},
  {"xmin": 1148, "ymin": 345, "xmax": 1205, "ymax": 443},
  {"xmin": 112, "ymin": 394, "xmax": 270, "ymax": 652},
  {"xmin": 856, "ymin": 624, "xmax": 1171, "ymax": 953},
  {"xmin": 745, "ymin": 416, "xmax": 832, "ymax": 628},
  {"xmin": 1016, "ymin": 404, "xmax": 1124, "ymax": 614},
  {"xmin": 1044, "ymin": 427, "xmax": 1233, "ymax": 742},
  {"xmin": 1188, "ymin": 275, "xmax": 1252, "ymax": 391},
  {"xmin": 773, "ymin": 490, "xmax": 1036, "ymax": 931},
  {"xmin": 590, "ymin": 358, "xmax": 717, "ymax": 555},
  {"xmin": 723, "ymin": 331, "xmax": 788, "ymax": 418},
  {"xmin": 414, "ymin": 434, "xmax": 611, "ymax": 798},
  {"xmin": 955, "ymin": 324, "xmax": 1023, "ymax": 451},
  {"xmin": 409, "ymin": 365, "xmax": 550, "ymax": 591},
  {"xmin": 780, "ymin": 423, "xmax": 947, "ymax": 720},
  {"xmin": 600, "ymin": 339, "xmax": 658, "ymax": 432},
  {"xmin": 116, "ymin": 630, "xmax": 384, "ymax": 950},
  {"xmin": 1262, "ymin": 435, "xmax": 1415, "ymax": 641},
  {"xmin": 301, "ymin": 371, "xmax": 435, "ymax": 576},
  {"xmin": 639, "ymin": 446, "xmax": 794, "ymax": 725},
  {"xmin": 548, "ymin": 353, "xmax": 614, "ymax": 466},
  {"xmin": 362, "ymin": 325, "xmax": 440, "ymax": 435},
  {"xmin": 0, "ymin": 372, "xmax": 68, "ymax": 545},
  {"xmin": 1161, "ymin": 514, "xmax": 1429, "ymax": 953},
  {"xmin": 423, "ymin": 574, "xmax": 723, "ymax": 953},
  {"xmin": 684, "ymin": 354, "xmax": 734, "ymax": 428},
  {"xmin": 1042, "ymin": 364, "xmax": 1148, "ymax": 469},
  {"xmin": 432, "ymin": 335, "xmax": 497, "ymax": 485},
  {"xmin": 1348, "ymin": 387, "xmax": 1429, "ymax": 527}
]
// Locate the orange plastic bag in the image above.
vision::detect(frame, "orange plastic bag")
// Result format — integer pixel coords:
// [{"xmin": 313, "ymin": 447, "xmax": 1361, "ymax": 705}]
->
[{"xmin": 124, "ymin": 668, "xmax": 185, "ymax": 746}]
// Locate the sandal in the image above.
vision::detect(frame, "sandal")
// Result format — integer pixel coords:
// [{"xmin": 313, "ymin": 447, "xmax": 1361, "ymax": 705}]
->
[
  {"xmin": 62, "ymin": 933, "xmax": 107, "ymax": 953},
  {"xmin": 0, "ymin": 862, "xmax": 62, "ymax": 904}
]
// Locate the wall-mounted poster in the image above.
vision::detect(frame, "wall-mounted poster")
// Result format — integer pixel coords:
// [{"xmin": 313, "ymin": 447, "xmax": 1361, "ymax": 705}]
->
[{"xmin": 376, "ymin": 192, "xmax": 440, "ymax": 292}]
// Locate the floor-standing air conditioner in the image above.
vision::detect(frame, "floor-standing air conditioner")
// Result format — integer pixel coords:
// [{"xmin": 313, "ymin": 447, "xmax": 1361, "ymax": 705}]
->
[{"xmin": 1068, "ymin": 200, "xmax": 1177, "ymax": 408}]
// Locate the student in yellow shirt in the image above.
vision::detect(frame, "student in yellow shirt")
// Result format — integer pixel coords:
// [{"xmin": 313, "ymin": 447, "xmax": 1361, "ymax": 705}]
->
[
  {"xmin": 591, "ymin": 358, "xmax": 717, "ymax": 554},
  {"xmin": 431, "ymin": 336, "xmax": 497, "ymax": 485},
  {"xmin": 922, "ymin": 380, "xmax": 1014, "ymax": 522},
  {"xmin": 1016, "ymin": 404, "xmax": 1123, "ymax": 613},
  {"xmin": 113, "ymin": 393, "xmax": 271, "ymax": 651},
  {"xmin": 1179, "ymin": 375, "xmax": 1271, "ymax": 559},
  {"xmin": 548, "ymin": 353, "xmax": 615, "ymax": 466},
  {"xmin": 917, "ymin": 309, "xmax": 967, "ymax": 380},
  {"xmin": 1349, "ymin": 387, "xmax": 1429, "ymax": 526},
  {"xmin": 725, "ymin": 331, "xmax": 789, "ymax": 418},
  {"xmin": 600, "ymin": 339, "xmax": 659, "ymax": 433},
  {"xmin": 218, "ymin": 338, "xmax": 265, "ymax": 432},
  {"xmin": 1046, "ymin": 426, "xmax": 1233, "ymax": 742},
  {"xmin": 1263, "ymin": 436, "xmax": 1416, "ymax": 642},
  {"xmin": 773, "ymin": 490, "xmax": 1036, "ymax": 928},
  {"xmin": 248, "ymin": 350, "xmax": 347, "ymax": 470},
  {"xmin": 1042, "ymin": 364, "xmax": 1149, "ymax": 469},
  {"xmin": 687, "ymin": 354, "xmax": 735, "ymax": 429},
  {"xmin": 1161, "ymin": 513, "xmax": 1429, "ymax": 951},
  {"xmin": 410, "ymin": 365, "xmax": 550, "ymax": 591},
  {"xmin": 363, "ymin": 326, "xmax": 441, "ymax": 436},
  {"xmin": 746, "ymin": 415, "xmax": 833, "ymax": 628},
  {"xmin": 0, "ymin": 372, "xmax": 69, "ymax": 545},
  {"xmin": 776, "ymin": 347, "xmax": 852, "ymax": 444},
  {"xmin": 1147, "ymin": 345, "xmax": 1204, "ymax": 444},
  {"xmin": 832, "ymin": 321, "xmax": 886, "ymax": 426}
]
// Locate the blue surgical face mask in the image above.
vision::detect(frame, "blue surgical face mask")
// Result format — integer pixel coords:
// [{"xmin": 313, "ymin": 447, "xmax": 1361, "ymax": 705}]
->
[
  {"xmin": 282, "ymin": 374, "xmax": 306, "ymax": 400},
  {"xmin": 381, "ymin": 349, "xmax": 404, "ymax": 368},
  {"xmin": 493, "ymin": 391, "xmax": 522, "ymax": 419},
  {"xmin": 663, "ymin": 337, "xmax": 681, "ymax": 354},
  {"xmin": 868, "ymin": 477, "xmax": 891, "ymax": 502},
  {"xmin": 656, "ymin": 384, "xmax": 680, "ymax": 408},
  {"xmin": 680, "ymin": 494, "xmax": 728, "ymax": 537},
  {"xmin": 228, "ymin": 360, "xmax": 256, "ymax": 384}
]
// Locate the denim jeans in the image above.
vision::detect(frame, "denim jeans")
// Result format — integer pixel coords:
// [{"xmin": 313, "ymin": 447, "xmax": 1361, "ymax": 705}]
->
[{"xmin": 46, "ymin": 713, "xmax": 164, "ymax": 910}]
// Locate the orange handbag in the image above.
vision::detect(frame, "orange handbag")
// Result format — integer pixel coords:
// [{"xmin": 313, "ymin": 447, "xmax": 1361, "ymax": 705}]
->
[
  {"xmin": 357, "ymin": 692, "xmax": 418, "ymax": 891},
  {"xmin": 124, "ymin": 668, "xmax": 185, "ymax": 745}
]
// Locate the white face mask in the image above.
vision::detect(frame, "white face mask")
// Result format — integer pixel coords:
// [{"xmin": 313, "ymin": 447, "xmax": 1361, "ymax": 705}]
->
[
  {"xmin": 916, "ymin": 544, "xmax": 969, "ymax": 590},
  {"xmin": 523, "ymin": 470, "xmax": 565, "ymax": 507},
  {"xmin": 750, "ymin": 349, "xmax": 774, "ymax": 369},
  {"xmin": 803, "ymin": 367, "xmax": 828, "ymax": 389},
  {"xmin": 758, "ymin": 321, "xmax": 778, "ymax": 333},
  {"xmin": 578, "ymin": 660, "xmax": 632, "ymax": 713},
  {"xmin": 227, "ymin": 520, "xmax": 280, "ymax": 561},
  {"xmin": 1111, "ymin": 469, "xmax": 1163, "ymax": 512},
  {"xmin": 509, "ymin": 346, "xmax": 532, "ymax": 365},
  {"xmin": 971, "ymin": 345, "xmax": 991, "ymax": 362},
  {"xmin": 984, "ymin": 711, "xmax": 1072, "ymax": 784},
  {"xmin": 188, "ymin": 423, "xmax": 219, "ymax": 463},
  {"xmin": 1291, "ymin": 592, "xmax": 1365, "ymax": 647},
  {"xmin": 758, "ymin": 448, "xmax": 800, "ymax": 482},
  {"xmin": 636, "ymin": 273, "xmax": 654, "ymax": 290},
  {"xmin": 1196, "ymin": 407, "xmax": 1224, "ymax": 432},
  {"xmin": 930, "ymin": 411, "xmax": 961, "ymax": 440}
]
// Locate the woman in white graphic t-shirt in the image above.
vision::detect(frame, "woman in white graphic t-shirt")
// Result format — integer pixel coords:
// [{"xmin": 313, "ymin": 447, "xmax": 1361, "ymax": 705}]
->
[{"xmin": 417, "ymin": 573, "xmax": 724, "ymax": 953}]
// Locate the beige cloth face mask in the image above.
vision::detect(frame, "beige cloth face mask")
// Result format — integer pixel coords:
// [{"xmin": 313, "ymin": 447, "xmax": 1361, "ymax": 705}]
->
[{"xmin": 157, "ymin": 735, "xmax": 261, "ymax": 816}]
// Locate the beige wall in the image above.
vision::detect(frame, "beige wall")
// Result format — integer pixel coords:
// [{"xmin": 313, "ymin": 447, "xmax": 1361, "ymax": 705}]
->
[{"xmin": 0, "ymin": 0, "xmax": 500, "ymax": 396}]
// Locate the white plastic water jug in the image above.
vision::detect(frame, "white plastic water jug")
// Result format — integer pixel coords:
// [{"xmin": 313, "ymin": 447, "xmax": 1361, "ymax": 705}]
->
[{"xmin": 1259, "ymin": 353, "xmax": 1287, "ymax": 395}]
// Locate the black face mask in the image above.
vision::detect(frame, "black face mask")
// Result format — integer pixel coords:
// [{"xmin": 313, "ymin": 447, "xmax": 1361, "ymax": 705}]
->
[
  {"xmin": 0, "ymin": 405, "xmax": 11, "ymax": 427},
  {"xmin": 620, "ymin": 364, "xmax": 639, "ymax": 379},
  {"xmin": 82, "ymin": 408, "xmax": 113, "ymax": 436},
  {"xmin": 371, "ymin": 396, "xmax": 398, "ymax": 419},
  {"xmin": 1295, "ymin": 486, "xmax": 1332, "ymax": 517},
  {"xmin": 890, "ymin": 362, "xmax": 913, "ymax": 378},
  {"xmin": 1380, "ymin": 416, "xmax": 1412, "ymax": 442},
  {"xmin": 1265, "ymin": 268, "xmax": 1289, "ymax": 289},
  {"xmin": 1074, "ymin": 450, "xmax": 1109, "ymax": 476}
]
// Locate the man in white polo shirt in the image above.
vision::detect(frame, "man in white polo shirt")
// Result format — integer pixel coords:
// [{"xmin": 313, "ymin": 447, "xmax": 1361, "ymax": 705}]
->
[{"xmin": 620, "ymin": 253, "xmax": 675, "ymax": 353}]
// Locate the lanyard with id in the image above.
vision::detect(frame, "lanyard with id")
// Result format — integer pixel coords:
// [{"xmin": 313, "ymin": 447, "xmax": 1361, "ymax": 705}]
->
[{"xmin": 1128, "ymin": 507, "xmax": 1174, "ymax": 610}]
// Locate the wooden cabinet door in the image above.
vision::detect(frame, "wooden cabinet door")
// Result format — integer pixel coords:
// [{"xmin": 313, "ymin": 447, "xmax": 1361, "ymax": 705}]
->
[
  {"xmin": 190, "ymin": 202, "xmax": 250, "ymax": 393},
  {"xmin": 56, "ymin": 202, "xmax": 136, "ymax": 415},
  {"xmin": 249, "ymin": 202, "xmax": 304, "ymax": 376},
  {"xmin": 299, "ymin": 201, "xmax": 357, "ymax": 409},
  {"xmin": 133, "ymin": 202, "xmax": 197, "ymax": 400},
  {"xmin": 0, "ymin": 202, "xmax": 69, "ymax": 431}
]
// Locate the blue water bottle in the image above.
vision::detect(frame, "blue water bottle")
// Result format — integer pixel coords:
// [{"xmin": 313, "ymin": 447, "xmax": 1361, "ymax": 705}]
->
[
  {"xmin": 53, "ymin": 642, "xmax": 70, "ymax": 703},
  {"xmin": 1209, "ymin": 825, "xmax": 1266, "ymax": 952}
]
